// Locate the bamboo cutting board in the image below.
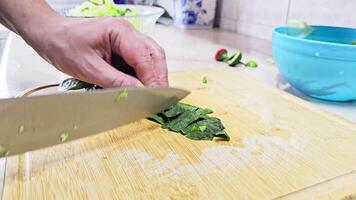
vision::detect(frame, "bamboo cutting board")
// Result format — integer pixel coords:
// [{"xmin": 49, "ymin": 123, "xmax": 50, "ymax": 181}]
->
[{"xmin": 3, "ymin": 68, "xmax": 356, "ymax": 200}]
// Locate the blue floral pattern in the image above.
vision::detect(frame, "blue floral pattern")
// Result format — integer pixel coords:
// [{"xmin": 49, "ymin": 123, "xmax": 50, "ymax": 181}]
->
[{"xmin": 179, "ymin": 0, "xmax": 211, "ymax": 26}]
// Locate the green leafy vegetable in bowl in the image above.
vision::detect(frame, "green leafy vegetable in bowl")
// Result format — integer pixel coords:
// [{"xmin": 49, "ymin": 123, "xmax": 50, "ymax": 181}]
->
[
  {"xmin": 67, "ymin": 0, "xmax": 139, "ymax": 17},
  {"xmin": 286, "ymin": 20, "xmax": 314, "ymax": 38}
]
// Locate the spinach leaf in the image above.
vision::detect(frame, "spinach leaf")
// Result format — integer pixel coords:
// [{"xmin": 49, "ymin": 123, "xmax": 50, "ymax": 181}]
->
[
  {"xmin": 165, "ymin": 110, "xmax": 200, "ymax": 132},
  {"xmin": 162, "ymin": 103, "xmax": 199, "ymax": 117},
  {"xmin": 186, "ymin": 129, "xmax": 214, "ymax": 140},
  {"xmin": 148, "ymin": 114, "xmax": 165, "ymax": 125},
  {"xmin": 151, "ymin": 103, "xmax": 230, "ymax": 141},
  {"xmin": 60, "ymin": 78, "xmax": 101, "ymax": 91},
  {"xmin": 196, "ymin": 108, "xmax": 213, "ymax": 115}
]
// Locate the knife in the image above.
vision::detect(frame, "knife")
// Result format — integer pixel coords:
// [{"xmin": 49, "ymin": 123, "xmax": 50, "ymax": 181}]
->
[{"xmin": 0, "ymin": 87, "xmax": 189, "ymax": 157}]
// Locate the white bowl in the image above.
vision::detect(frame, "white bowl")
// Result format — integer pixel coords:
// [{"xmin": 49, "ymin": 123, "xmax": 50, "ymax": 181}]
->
[{"xmin": 66, "ymin": 4, "xmax": 164, "ymax": 35}]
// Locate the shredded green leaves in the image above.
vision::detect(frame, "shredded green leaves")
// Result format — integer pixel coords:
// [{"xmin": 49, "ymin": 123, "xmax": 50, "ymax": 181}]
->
[
  {"xmin": 0, "ymin": 145, "xmax": 9, "ymax": 157},
  {"xmin": 59, "ymin": 131, "xmax": 70, "ymax": 142},
  {"xmin": 202, "ymin": 76, "xmax": 208, "ymax": 84},
  {"xmin": 115, "ymin": 88, "xmax": 128, "ymax": 102},
  {"xmin": 149, "ymin": 103, "xmax": 230, "ymax": 141},
  {"xmin": 67, "ymin": 0, "xmax": 138, "ymax": 17}
]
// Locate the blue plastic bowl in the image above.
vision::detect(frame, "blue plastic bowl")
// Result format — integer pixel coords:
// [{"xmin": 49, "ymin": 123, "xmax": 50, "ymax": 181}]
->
[{"xmin": 272, "ymin": 26, "xmax": 356, "ymax": 101}]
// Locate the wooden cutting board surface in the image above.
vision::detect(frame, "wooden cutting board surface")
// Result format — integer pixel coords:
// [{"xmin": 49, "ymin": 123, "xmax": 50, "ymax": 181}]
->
[{"xmin": 3, "ymin": 68, "xmax": 356, "ymax": 200}]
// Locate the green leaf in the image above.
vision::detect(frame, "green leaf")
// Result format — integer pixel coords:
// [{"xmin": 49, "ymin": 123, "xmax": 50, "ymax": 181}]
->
[
  {"xmin": 165, "ymin": 110, "xmax": 200, "ymax": 132},
  {"xmin": 67, "ymin": 0, "xmax": 138, "ymax": 17},
  {"xmin": 59, "ymin": 131, "xmax": 70, "ymax": 142},
  {"xmin": 202, "ymin": 76, "xmax": 208, "ymax": 84},
  {"xmin": 115, "ymin": 88, "xmax": 128, "ymax": 102},
  {"xmin": 196, "ymin": 108, "xmax": 214, "ymax": 116},
  {"xmin": 0, "ymin": 145, "xmax": 9, "ymax": 158},
  {"xmin": 245, "ymin": 60, "xmax": 258, "ymax": 68},
  {"xmin": 162, "ymin": 103, "xmax": 199, "ymax": 118},
  {"xmin": 148, "ymin": 114, "xmax": 166, "ymax": 125},
  {"xmin": 60, "ymin": 78, "xmax": 95, "ymax": 91},
  {"xmin": 214, "ymin": 130, "xmax": 230, "ymax": 141},
  {"xmin": 186, "ymin": 130, "xmax": 214, "ymax": 141}
]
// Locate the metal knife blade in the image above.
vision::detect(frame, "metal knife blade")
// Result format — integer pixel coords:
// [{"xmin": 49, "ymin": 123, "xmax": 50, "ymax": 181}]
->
[{"xmin": 0, "ymin": 87, "xmax": 189, "ymax": 157}]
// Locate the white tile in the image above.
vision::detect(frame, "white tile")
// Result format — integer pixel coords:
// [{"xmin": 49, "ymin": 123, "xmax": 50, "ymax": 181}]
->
[
  {"xmin": 220, "ymin": 0, "xmax": 238, "ymax": 20},
  {"xmin": 232, "ymin": 0, "xmax": 289, "ymax": 40},
  {"xmin": 235, "ymin": 0, "xmax": 289, "ymax": 26},
  {"xmin": 288, "ymin": 0, "xmax": 356, "ymax": 28},
  {"xmin": 236, "ymin": 21, "xmax": 274, "ymax": 41},
  {"xmin": 220, "ymin": 18, "xmax": 237, "ymax": 32}
]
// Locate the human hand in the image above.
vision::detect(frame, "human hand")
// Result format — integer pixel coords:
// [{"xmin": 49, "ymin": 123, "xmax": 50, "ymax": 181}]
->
[{"xmin": 24, "ymin": 16, "xmax": 168, "ymax": 88}]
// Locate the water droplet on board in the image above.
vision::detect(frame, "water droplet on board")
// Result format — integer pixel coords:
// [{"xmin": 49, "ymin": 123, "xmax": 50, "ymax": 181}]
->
[
  {"xmin": 18, "ymin": 125, "xmax": 25, "ymax": 134},
  {"xmin": 315, "ymin": 52, "xmax": 320, "ymax": 57},
  {"xmin": 59, "ymin": 131, "xmax": 70, "ymax": 143}
]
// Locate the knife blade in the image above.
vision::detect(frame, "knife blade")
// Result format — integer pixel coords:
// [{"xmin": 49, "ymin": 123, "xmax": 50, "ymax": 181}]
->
[{"xmin": 0, "ymin": 87, "xmax": 189, "ymax": 157}]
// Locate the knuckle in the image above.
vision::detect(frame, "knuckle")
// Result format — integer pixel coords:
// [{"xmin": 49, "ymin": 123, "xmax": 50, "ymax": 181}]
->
[
  {"xmin": 109, "ymin": 76, "xmax": 126, "ymax": 88},
  {"xmin": 116, "ymin": 19, "xmax": 133, "ymax": 30}
]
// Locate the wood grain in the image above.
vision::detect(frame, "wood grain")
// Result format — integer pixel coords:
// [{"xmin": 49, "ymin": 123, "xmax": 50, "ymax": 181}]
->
[{"xmin": 3, "ymin": 68, "xmax": 356, "ymax": 200}]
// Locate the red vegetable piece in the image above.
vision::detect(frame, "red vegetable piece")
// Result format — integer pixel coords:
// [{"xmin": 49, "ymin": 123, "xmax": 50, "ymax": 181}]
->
[{"xmin": 214, "ymin": 48, "xmax": 229, "ymax": 61}]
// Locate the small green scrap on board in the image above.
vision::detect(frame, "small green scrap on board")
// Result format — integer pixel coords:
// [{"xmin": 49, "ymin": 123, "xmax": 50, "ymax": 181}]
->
[
  {"xmin": 115, "ymin": 88, "xmax": 128, "ymax": 102},
  {"xmin": 202, "ymin": 76, "xmax": 208, "ymax": 84},
  {"xmin": 59, "ymin": 131, "xmax": 70, "ymax": 143}
]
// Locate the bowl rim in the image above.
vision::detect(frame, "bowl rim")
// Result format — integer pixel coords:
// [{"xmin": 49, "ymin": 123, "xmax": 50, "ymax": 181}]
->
[
  {"xmin": 66, "ymin": 4, "xmax": 165, "ymax": 19},
  {"xmin": 273, "ymin": 25, "xmax": 356, "ymax": 48}
]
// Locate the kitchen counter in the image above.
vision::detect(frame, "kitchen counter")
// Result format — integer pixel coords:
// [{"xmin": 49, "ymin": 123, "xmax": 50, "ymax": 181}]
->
[
  {"xmin": 0, "ymin": 24, "xmax": 355, "ymax": 198},
  {"xmin": 1, "ymin": 25, "xmax": 355, "ymax": 122}
]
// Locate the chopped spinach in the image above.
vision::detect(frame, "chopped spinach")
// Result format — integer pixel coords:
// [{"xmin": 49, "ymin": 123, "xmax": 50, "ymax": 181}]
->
[
  {"xmin": 164, "ymin": 110, "xmax": 200, "ymax": 132},
  {"xmin": 60, "ymin": 78, "xmax": 101, "ymax": 91},
  {"xmin": 162, "ymin": 103, "xmax": 198, "ymax": 118},
  {"xmin": 202, "ymin": 76, "xmax": 208, "ymax": 84},
  {"xmin": 150, "ymin": 103, "xmax": 230, "ymax": 141},
  {"xmin": 148, "ymin": 114, "xmax": 165, "ymax": 125},
  {"xmin": 0, "ymin": 145, "xmax": 9, "ymax": 157},
  {"xmin": 60, "ymin": 79, "xmax": 230, "ymax": 142},
  {"xmin": 59, "ymin": 131, "xmax": 70, "ymax": 142},
  {"xmin": 196, "ymin": 108, "xmax": 213, "ymax": 115},
  {"xmin": 115, "ymin": 88, "xmax": 128, "ymax": 102}
]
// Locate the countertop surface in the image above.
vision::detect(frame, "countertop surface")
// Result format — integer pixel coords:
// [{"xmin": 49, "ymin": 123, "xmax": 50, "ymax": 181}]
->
[
  {"xmin": 1, "ymin": 25, "xmax": 355, "ymax": 122},
  {"xmin": 0, "ymin": 24, "xmax": 355, "ymax": 197}
]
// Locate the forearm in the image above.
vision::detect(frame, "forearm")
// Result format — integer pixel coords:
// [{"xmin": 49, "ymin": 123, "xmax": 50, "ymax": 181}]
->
[{"xmin": 0, "ymin": 0, "xmax": 63, "ymax": 40}]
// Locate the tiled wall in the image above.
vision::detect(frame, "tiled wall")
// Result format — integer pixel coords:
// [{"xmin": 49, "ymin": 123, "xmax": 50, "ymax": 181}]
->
[{"xmin": 217, "ymin": 0, "xmax": 356, "ymax": 41}]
